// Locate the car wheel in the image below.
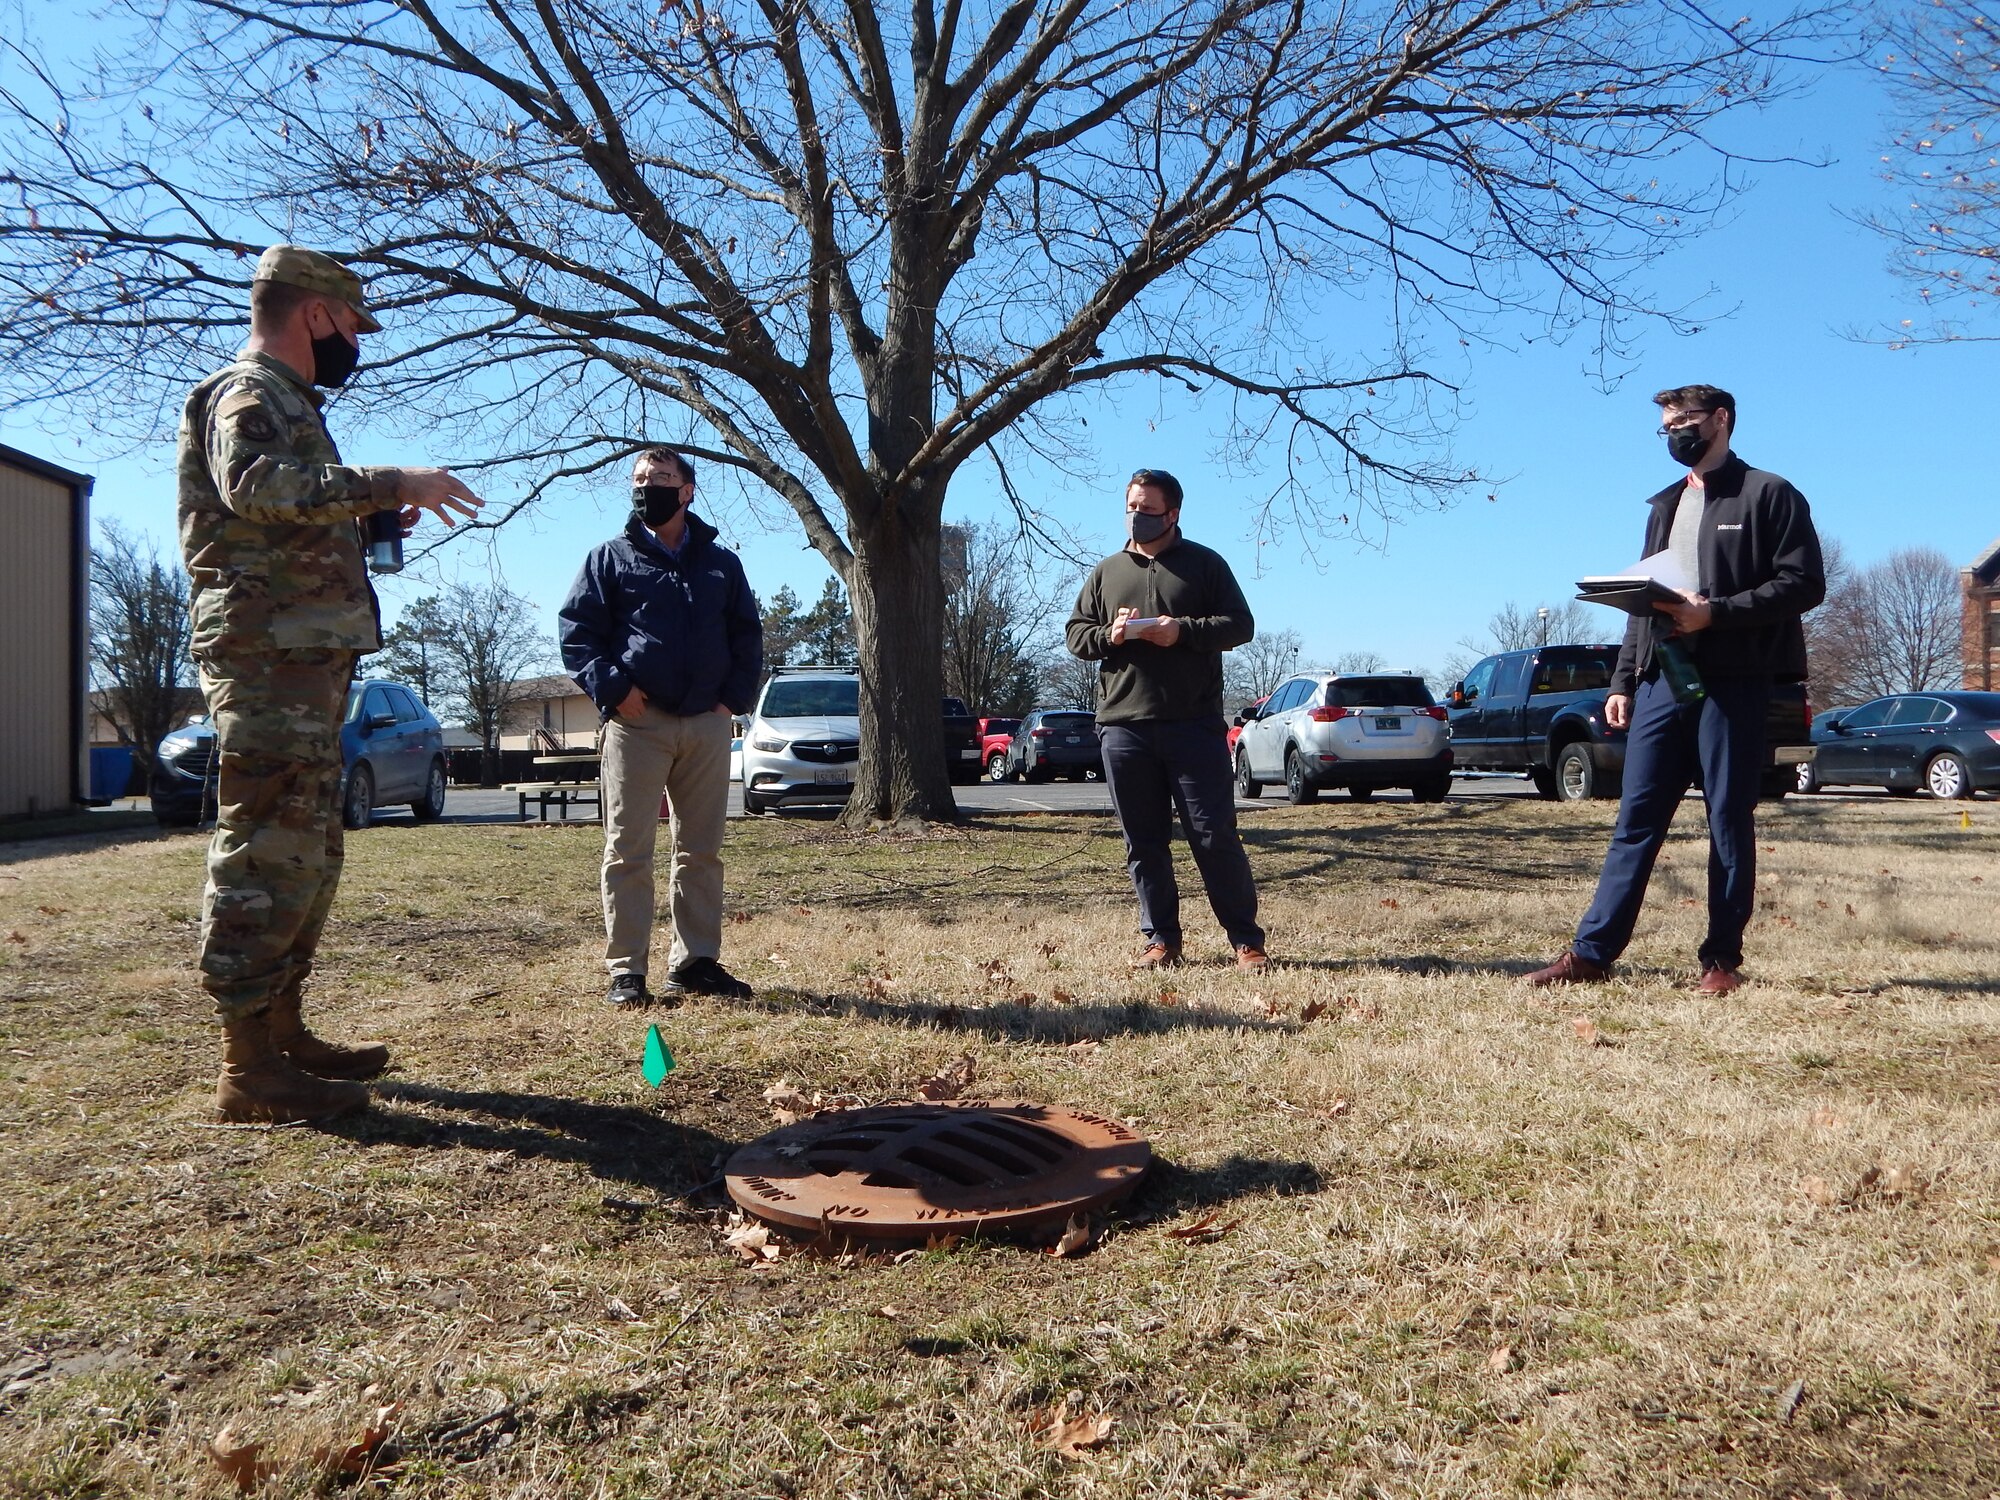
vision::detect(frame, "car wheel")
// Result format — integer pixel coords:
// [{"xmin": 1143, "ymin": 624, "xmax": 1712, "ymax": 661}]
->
[
  {"xmin": 1926, "ymin": 751, "xmax": 1973, "ymax": 800},
  {"xmin": 1529, "ymin": 767, "xmax": 1559, "ymax": 800},
  {"xmin": 1413, "ymin": 775, "xmax": 1451, "ymax": 803},
  {"xmin": 1554, "ymin": 742, "xmax": 1602, "ymax": 802},
  {"xmin": 1236, "ymin": 749, "xmax": 1263, "ymax": 799},
  {"xmin": 411, "ymin": 758, "xmax": 447, "ymax": 820},
  {"xmin": 986, "ymin": 752, "xmax": 1009, "ymax": 783},
  {"xmin": 1348, "ymin": 784, "xmax": 1374, "ymax": 802},
  {"xmin": 342, "ymin": 764, "xmax": 375, "ymax": 829},
  {"xmin": 1284, "ymin": 749, "xmax": 1318, "ymax": 805},
  {"xmin": 1795, "ymin": 759, "xmax": 1820, "ymax": 795}
]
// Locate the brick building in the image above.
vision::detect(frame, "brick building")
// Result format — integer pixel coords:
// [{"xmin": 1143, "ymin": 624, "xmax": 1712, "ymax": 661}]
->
[{"xmin": 1966, "ymin": 537, "xmax": 2000, "ymax": 691}]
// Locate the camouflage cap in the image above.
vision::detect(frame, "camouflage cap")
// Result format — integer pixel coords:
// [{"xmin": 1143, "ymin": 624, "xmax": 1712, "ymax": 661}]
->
[{"xmin": 252, "ymin": 244, "xmax": 383, "ymax": 332}]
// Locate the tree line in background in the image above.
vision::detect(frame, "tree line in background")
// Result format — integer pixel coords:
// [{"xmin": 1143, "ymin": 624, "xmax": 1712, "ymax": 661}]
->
[{"xmin": 82, "ymin": 522, "xmax": 1972, "ymax": 784}]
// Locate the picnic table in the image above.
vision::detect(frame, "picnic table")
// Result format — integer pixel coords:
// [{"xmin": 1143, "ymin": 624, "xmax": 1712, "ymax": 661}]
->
[{"xmin": 507, "ymin": 770, "xmax": 602, "ymax": 822}]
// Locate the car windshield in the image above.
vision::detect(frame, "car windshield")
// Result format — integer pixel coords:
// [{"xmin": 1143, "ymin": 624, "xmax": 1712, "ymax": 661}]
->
[
  {"xmin": 344, "ymin": 688, "xmax": 363, "ymax": 722},
  {"xmin": 1042, "ymin": 713, "xmax": 1094, "ymax": 731},
  {"xmin": 1329, "ymin": 677, "xmax": 1434, "ymax": 709},
  {"xmin": 762, "ymin": 677, "xmax": 860, "ymax": 717}
]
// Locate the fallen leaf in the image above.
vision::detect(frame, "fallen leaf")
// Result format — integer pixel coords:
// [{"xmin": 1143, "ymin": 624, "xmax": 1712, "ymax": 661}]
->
[
  {"xmin": 915, "ymin": 1052, "xmax": 976, "ymax": 1101},
  {"xmin": 765, "ymin": 952, "xmax": 790, "ymax": 968},
  {"xmin": 861, "ymin": 976, "xmax": 890, "ymax": 1000},
  {"xmin": 316, "ymin": 1403, "xmax": 403, "ymax": 1478},
  {"xmin": 604, "ymin": 1296, "xmax": 641, "ymax": 1323},
  {"xmin": 1011, "ymin": 991, "xmax": 1037, "ymax": 1007},
  {"xmin": 1259, "ymin": 995, "xmax": 1287, "ymax": 1020},
  {"xmin": 1030, "ymin": 1395, "xmax": 1115, "ymax": 1458},
  {"xmin": 1984, "ymin": 1251, "xmax": 2000, "ymax": 1272},
  {"xmin": 1300, "ymin": 1000, "xmax": 1328, "ymax": 1023},
  {"xmin": 1774, "ymin": 1378, "xmax": 1806, "ymax": 1423},
  {"xmin": 1325, "ymin": 1096, "xmax": 1352, "ymax": 1118},
  {"xmin": 982, "ymin": 958, "xmax": 1013, "ymax": 987},
  {"xmin": 1487, "ymin": 1344, "xmax": 1515, "ymax": 1374},
  {"xmin": 874, "ymin": 1305, "xmax": 899, "ymax": 1318},
  {"xmin": 1570, "ymin": 1016, "xmax": 1602, "ymax": 1046},
  {"xmin": 1067, "ymin": 1039, "xmax": 1100, "ymax": 1054},
  {"xmin": 35, "ymin": 904, "xmax": 65, "ymax": 916},
  {"xmin": 1049, "ymin": 1213, "xmax": 1094, "ymax": 1258},
  {"xmin": 209, "ymin": 1426, "xmax": 280, "ymax": 1493},
  {"xmin": 762, "ymin": 1080, "xmax": 814, "ymax": 1121},
  {"xmin": 1844, "ymin": 904, "xmax": 1857, "ymax": 917},
  {"xmin": 1050, "ymin": 987, "xmax": 1076, "ymax": 1005},
  {"xmin": 1165, "ymin": 1213, "xmax": 1240, "ymax": 1243},
  {"xmin": 1343, "ymin": 996, "xmax": 1382, "ymax": 1021},
  {"xmin": 1038, "ymin": 940, "xmax": 1060, "ymax": 958},
  {"xmin": 1802, "ymin": 1175, "xmax": 1835, "ymax": 1207},
  {"xmin": 723, "ymin": 1216, "xmax": 781, "ymax": 1262},
  {"xmin": 1379, "ymin": 897, "xmax": 1400, "ymax": 909},
  {"xmin": 1808, "ymin": 1105, "xmax": 1844, "ymax": 1129},
  {"xmin": 725, "ymin": 910, "xmax": 751, "ymax": 924},
  {"xmin": 4, "ymin": 932, "xmax": 24, "ymax": 945},
  {"xmin": 1155, "ymin": 988, "xmax": 1180, "ymax": 1008},
  {"xmin": 1879, "ymin": 1162, "xmax": 1925, "ymax": 1197}
]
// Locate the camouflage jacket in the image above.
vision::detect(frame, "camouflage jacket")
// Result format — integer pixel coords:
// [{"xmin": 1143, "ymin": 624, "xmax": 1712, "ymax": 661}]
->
[{"xmin": 176, "ymin": 350, "xmax": 394, "ymax": 654}]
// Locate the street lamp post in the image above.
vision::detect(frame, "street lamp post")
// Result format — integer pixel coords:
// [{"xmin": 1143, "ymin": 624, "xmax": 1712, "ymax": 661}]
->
[{"xmin": 1537, "ymin": 606, "xmax": 1550, "ymax": 648}]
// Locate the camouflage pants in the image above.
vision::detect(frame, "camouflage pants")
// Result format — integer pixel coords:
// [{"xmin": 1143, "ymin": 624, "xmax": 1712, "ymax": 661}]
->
[{"xmin": 194, "ymin": 648, "xmax": 356, "ymax": 1022}]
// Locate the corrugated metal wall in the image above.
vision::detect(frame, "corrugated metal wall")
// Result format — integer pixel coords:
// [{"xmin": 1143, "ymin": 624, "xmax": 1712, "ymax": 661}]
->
[{"xmin": 0, "ymin": 459, "xmax": 83, "ymax": 818}]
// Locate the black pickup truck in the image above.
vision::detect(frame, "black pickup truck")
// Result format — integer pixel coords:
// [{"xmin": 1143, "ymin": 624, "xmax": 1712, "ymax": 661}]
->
[
  {"xmin": 942, "ymin": 696, "xmax": 982, "ymax": 783},
  {"xmin": 1446, "ymin": 644, "xmax": 1814, "ymax": 802}
]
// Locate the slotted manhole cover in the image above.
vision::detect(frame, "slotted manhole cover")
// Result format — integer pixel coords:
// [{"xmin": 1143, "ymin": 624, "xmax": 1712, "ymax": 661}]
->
[{"xmin": 725, "ymin": 1099, "xmax": 1150, "ymax": 1244}]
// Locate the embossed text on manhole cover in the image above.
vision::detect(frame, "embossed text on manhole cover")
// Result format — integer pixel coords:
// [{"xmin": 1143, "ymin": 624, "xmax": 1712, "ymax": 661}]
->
[{"xmin": 725, "ymin": 1099, "xmax": 1150, "ymax": 1244}]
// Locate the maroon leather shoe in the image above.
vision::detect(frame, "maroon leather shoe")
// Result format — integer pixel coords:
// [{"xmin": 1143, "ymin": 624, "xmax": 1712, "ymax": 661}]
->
[
  {"xmin": 1525, "ymin": 951, "xmax": 1610, "ymax": 988},
  {"xmin": 1698, "ymin": 965, "xmax": 1745, "ymax": 995},
  {"xmin": 1130, "ymin": 942, "xmax": 1184, "ymax": 971}
]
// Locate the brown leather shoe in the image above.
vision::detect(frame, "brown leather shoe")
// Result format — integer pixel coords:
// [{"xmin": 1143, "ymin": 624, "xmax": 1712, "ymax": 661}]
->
[
  {"xmin": 217, "ymin": 1011, "xmax": 368, "ymax": 1123},
  {"xmin": 1130, "ymin": 942, "xmax": 1184, "ymax": 971},
  {"xmin": 1698, "ymin": 965, "xmax": 1746, "ymax": 995},
  {"xmin": 267, "ymin": 986, "xmax": 390, "ymax": 1081},
  {"xmin": 1525, "ymin": 951, "xmax": 1610, "ymax": 987},
  {"xmin": 1235, "ymin": 945, "xmax": 1269, "ymax": 972}
]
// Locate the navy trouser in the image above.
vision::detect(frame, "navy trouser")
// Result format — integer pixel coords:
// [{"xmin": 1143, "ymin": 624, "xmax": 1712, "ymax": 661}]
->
[
  {"xmin": 1572, "ymin": 671, "xmax": 1771, "ymax": 972},
  {"xmin": 1099, "ymin": 718, "xmax": 1264, "ymax": 951}
]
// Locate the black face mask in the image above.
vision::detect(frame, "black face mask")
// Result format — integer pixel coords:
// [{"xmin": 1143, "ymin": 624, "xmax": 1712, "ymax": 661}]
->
[
  {"xmin": 633, "ymin": 484, "xmax": 683, "ymax": 527},
  {"xmin": 310, "ymin": 329, "xmax": 360, "ymax": 389},
  {"xmin": 1665, "ymin": 423, "xmax": 1711, "ymax": 468}
]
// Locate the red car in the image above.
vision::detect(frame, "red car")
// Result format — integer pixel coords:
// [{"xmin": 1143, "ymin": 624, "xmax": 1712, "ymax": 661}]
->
[
  {"xmin": 1227, "ymin": 695, "xmax": 1269, "ymax": 755},
  {"xmin": 976, "ymin": 716, "xmax": 1022, "ymax": 782}
]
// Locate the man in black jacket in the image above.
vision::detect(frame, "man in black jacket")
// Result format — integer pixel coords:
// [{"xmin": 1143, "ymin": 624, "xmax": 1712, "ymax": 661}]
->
[
  {"xmin": 1066, "ymin": 470, "xmax": 1268, "ymax": 971},
  {"xmin": 560, "ymin": 448, "xmax": 763, "ymax": 1005},
  {"xmin": 1529, "ymin": 386, "xmax": 1824, "ymax": 993}
]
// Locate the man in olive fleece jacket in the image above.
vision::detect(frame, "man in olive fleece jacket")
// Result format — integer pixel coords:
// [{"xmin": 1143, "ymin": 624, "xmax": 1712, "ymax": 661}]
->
[{"xmin": 1065, "ymin": 470, "xmax": 1268, "ymax": 971}]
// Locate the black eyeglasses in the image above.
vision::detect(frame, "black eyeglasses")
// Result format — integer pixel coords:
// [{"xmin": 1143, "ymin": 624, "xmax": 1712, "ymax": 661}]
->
[{"xmin": 1655, "ymin": 412, "xmax": 1711, "ymax": 436}]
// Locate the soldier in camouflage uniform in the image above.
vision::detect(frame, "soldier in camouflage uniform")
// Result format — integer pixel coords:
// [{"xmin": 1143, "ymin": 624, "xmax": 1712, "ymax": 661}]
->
[{"xmin": 178, "ymin": 244, "xmax": 482, "ymax": 1123}]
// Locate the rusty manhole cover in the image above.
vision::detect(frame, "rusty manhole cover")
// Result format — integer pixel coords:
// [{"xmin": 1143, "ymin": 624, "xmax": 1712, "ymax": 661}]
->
[{"xmin": 725, "ymin": 1099, "xmax": 1150, "ymax": 1244}]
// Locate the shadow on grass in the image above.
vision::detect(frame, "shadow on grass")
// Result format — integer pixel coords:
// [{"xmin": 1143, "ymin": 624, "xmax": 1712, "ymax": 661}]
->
[
  {"xmin": 1126, "ymin": 1153, "xmax": 1327, "ymax": 1221},
  {"xmin": 749, "ymin": 985, "xmax": 1298, "ymax": 1041},
  {"xmin": 340, "ymin": 1080, "xmax": 730, "ymax": 1197}
]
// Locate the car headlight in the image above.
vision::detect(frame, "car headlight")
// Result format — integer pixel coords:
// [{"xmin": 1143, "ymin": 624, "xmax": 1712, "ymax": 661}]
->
[{"xmin": 749, "ymin": 735, "xmax": 788, "ymax": 753}]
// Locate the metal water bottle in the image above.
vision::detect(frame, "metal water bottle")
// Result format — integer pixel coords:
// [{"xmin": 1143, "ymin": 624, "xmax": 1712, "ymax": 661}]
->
[{"xmin": 365, "ymin": 507, "xmax": 404, "ymax": 575}]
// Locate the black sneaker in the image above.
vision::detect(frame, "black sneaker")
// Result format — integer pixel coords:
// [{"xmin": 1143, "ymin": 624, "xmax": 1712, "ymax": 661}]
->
[
  {"xmin": 663, "ymin": 956, "xmax": 752, "ymax": 1001},
  {"xmin": 606, "ymin": 974, "xmax": 652, "ymax": 1007}
]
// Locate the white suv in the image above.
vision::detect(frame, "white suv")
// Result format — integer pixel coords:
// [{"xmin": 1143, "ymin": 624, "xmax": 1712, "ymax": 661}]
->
[
  {"xmin": 1235, "ymin": 671, "xmax": 1452, "ymax": 804},
  {"xmin": 741, "ymin": 667, "xmax": 860, "ymax": 815}
]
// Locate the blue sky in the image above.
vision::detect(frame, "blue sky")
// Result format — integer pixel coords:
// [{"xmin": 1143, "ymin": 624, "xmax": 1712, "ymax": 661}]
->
[{"xmin": 7, "ymin": 43, "xmax": 1992, "ymax": 688}]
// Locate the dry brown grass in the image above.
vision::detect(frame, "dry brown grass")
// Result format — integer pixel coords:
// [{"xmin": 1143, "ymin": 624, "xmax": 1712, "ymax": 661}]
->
[{"xmin": 1, "ymin": 795, "xmax": 1997, "ymax": 1498}]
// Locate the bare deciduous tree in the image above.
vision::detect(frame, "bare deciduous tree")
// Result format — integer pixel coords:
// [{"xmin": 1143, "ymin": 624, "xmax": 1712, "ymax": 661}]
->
[
  {"xmin": 426, "ymin": 582, "xmax": 551, "ymax": 785},
  {"xmin": 88, "ymin": 520, "xmax": 192, "ymax": 780},
  {"xmin": 0, "ymin": 0, "xmax": 1842, "ymax": 824},
  {"xmin": 1867, "ymin": 1, "xmax": 2000, "ymax": 345},
  {"xmin": 1439, "ymin": 599, "xmax": 1609, "ymax": 686},
  {"xmin": 1225, "ymin": 628, "xmax": 1304, "ymax": 704},
  {"xmin": 1811, "ymin": 544, "xmax": 1961, "ymax": 702},
  {"xmin": 943, "ymin": 522, "xmax": 1072, "ymax": 716}
]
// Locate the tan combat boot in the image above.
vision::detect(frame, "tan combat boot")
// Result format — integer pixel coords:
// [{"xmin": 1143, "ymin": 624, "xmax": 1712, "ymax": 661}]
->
[
  {"xmin": 216, "ymin": 1010, "xmax": 368, "ymax": 1123},
  {"xmin": 267, "ymin": 987, "xmax": 390, "ymax": 1081}
]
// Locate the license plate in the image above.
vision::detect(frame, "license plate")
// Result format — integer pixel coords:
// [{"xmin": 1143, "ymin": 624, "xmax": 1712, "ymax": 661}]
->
[
  {"xmin": 812, "ymin": 769, "xmax": 849, "ymax": 786},
  {"xmin": 1064, "ymin": 736, "xmax": 1081, "ymax": 745},
  {"xmin": 1372, "ymin": 716, "xmax": 1402, "ymax": 731},
  {"xmin": 959, "ymin": 748, "xmax": 978, "ymax": 759}
]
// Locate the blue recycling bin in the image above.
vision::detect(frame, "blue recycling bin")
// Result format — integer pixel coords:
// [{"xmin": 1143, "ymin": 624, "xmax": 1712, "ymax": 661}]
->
[{"xmin": 87, "ymin": 745, "xmax": 134, "ymax": 803}]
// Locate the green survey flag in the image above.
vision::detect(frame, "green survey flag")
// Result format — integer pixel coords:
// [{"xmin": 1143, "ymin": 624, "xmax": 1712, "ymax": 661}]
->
[{"xmin": 641, "ymin": 1024, "xmax": 675, "ymax": 1087}]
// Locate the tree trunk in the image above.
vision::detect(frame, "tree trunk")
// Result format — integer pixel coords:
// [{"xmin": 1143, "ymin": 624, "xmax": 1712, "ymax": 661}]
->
[{"xmin": 841, "ymin": 503, "xmax": 957, "ymax": 826}]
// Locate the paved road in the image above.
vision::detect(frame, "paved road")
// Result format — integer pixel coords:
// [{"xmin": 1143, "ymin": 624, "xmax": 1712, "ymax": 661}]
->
[{"xmin": 417, "ymin": 773, "xmax": 1544, "ymax": 826}]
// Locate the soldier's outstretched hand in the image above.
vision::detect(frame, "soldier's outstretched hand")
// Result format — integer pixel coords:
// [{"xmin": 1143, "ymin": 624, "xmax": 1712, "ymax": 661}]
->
[{"xmin": 391, "ymin": 468, "xmax": 484, "ymax": 530}]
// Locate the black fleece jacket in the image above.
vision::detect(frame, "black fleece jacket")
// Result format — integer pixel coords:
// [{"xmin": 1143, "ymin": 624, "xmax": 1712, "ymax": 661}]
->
[
  {"xmin": 1610, "ymin": 453, "xmax": 1826, "ymax": 698},
  {"xmin": 1065, "ymin": 533, "xmax": 1255, "ymax": 724}
]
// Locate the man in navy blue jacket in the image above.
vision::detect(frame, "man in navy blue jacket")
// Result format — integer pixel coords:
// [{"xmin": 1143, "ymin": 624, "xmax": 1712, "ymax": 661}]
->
[{"xmin": 560, "ymin": 448, "xmax": 763, "ymax": 1005}]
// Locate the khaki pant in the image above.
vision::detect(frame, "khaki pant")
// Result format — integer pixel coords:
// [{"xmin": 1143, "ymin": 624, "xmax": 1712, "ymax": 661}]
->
[
  {"xmin": 194, "ymin": 648, "xmax": 357, "ymax": 1021},
  {"xmin": 599, "ymin": 705, "xmax": 733, "ymax": 977}
]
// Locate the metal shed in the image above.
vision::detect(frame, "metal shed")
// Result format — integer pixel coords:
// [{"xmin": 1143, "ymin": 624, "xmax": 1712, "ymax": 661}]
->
[{"xmin": 0, "ymin": 442, "xmax": 94, "ymax": 821}]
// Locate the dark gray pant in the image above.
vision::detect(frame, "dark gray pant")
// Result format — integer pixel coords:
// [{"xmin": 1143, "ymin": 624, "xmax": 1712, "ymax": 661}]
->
[{"xmin": 1099, "ymin": 718, "xmax": 1264, "ymax": 952}]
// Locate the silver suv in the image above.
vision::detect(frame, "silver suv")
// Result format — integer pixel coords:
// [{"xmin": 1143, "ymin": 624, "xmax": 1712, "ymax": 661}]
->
[
  {"xmin": 741, "ymin": 667, "xmax": 859, "ymax": 815},
  {"xmin": 1235, "ymin": 671, "xmax": 1452, "ymax": 804}
]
